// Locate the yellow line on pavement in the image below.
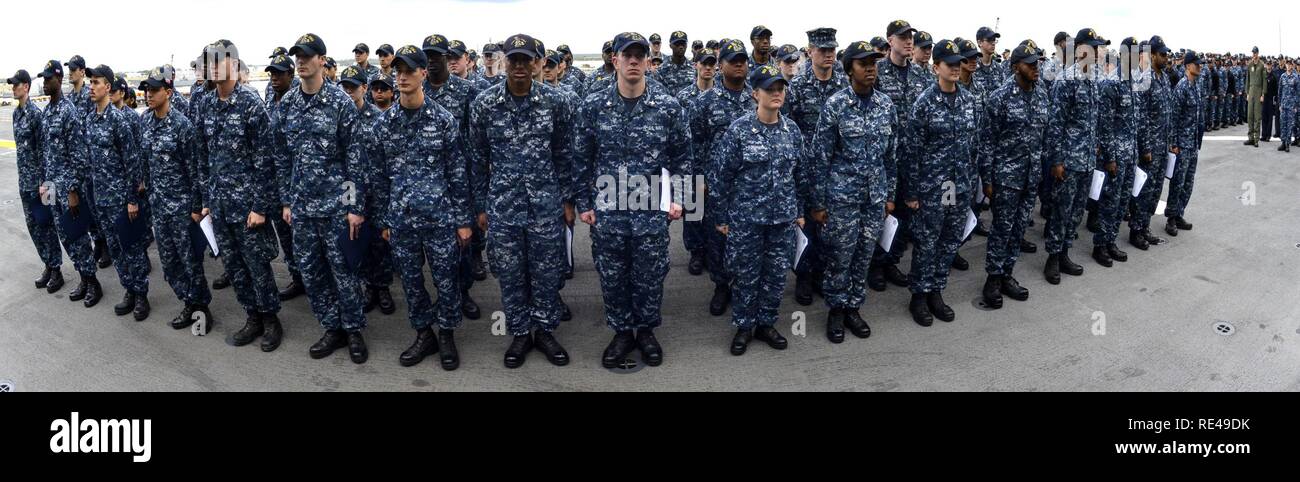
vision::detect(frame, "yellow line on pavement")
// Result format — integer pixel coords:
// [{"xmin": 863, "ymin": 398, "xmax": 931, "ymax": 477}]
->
[{"xmin": 0, "ymin": 140, "xmax": 16, "ymax": 148}]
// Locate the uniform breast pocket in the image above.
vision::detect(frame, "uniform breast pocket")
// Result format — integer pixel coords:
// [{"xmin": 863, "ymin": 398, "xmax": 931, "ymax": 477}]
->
[{"xmin": 839, "ymin": 119, "xmax": 868, "ymax": 153}]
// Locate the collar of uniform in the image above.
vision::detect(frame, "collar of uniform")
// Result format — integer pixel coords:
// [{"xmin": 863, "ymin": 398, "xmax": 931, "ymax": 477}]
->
[
  {"xmin": 147, "ymin": 107, "xmax": 175, "ymax": 129},
  {"xmin": 601, "ymin": 80, "xmax": 664, "ymax": 111},
  {"xmin": 745, "ymin": 112, "xmax": 790, "ymax": 133},
  {"xmin": 719, "ymin": 82, "xmax": 753, "ymax": 101},
  {"xmin": 489, "ymin": 81, "xmax": 543, "ymax": 108}
]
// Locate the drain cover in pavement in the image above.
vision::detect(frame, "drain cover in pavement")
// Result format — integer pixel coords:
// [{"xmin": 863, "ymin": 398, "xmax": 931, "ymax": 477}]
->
[
  {"xmin": 606, "ymin": 354, "xmax": 646, "ymax": 374},
  {"xmin": 1212, "ymin": 321, "xmax": 1235, "ymax": 336},
  {"xmin": 970, "ymin": 297, "xmax": 1000, "ymax": 311}
]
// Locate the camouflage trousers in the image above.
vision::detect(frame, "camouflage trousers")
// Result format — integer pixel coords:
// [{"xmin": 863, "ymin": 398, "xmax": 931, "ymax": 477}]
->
[
  {"xmin": 93, "ymin": 203, "xmax": 149, "ymax": 295},
  {"xmin": 909, "ymin": 189, "xmax": 972, "ymax": 294},
  {"xmin": 793, "ymin": 216, "xmax": 826, "ymax": 278},
  {"xmin": 591, "ymin": 227, "xmax": 670, "ymax": 333},
  {"xmin": 872, "ymin": 183, "xmax": 911, "ymax": 268},
  {"xmin": 20, "ymin": 192, "xmax": 63, "ymax": 269},
  {"xmin": 211, "ymin": 212, "xmax": 280, "ymax": 315},
  {"xmin": 1129, "ymin": 157, "xmax": 1165, "ymax": 232},
  {"xmin": 823, "ymin": 200, "xmax": 886, "ymax": 309},
  {"xmin": 152, "ymin": 212, "xmax": 211, "ymax": 306},
  {"xmin": 1281, "ymin": 106, "xmax": 1297, "ymax": 145},
  {"xmin": 986, "ymin": 186, "xmax": 1035, "ymax": 276},
  {"xmin": 727, "ymin": 222, "xmax": 796, "ymax": 329},
  {"xmin": 1164, "ymin": 148, "xmax": 1200, "ymax": 219},
  {"xmin": 1094, "ymin": 161, "xmax": 1134, "ymax": 246},
  {"xmin": 294, "ymin": 216, "xmax": 367, "ymax": 332},
  {"xmin": 271, "ymin": 215, "xmax": 300, "ymax": 283},
  {"xmin": 390, "ymin": 223, "xmax": 462, "ymax": 331},
  {"xmin": 53, "ymin": 203, "xmax": 97, "ymax": 277},
  {"xmin": 488, "ymin": 219, "xmax": 565, "ymax": 336},
  {"xmin": 704, "ymin": 191, "xmax": 732, "ymax": 287},
  {"xmin": 1045, "ymin": 170, "xmax": 1090, "ymax": 255}
]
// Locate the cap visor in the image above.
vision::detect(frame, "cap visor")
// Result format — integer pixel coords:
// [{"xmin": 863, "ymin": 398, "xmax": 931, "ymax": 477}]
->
[{"xmin": 289, "ymin": 45, "xmax": 321, "ymax": 57}]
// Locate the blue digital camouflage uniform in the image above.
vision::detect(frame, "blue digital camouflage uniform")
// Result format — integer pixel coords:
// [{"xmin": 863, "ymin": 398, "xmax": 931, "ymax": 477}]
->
[
  {"xmin": 873, "ymin": 57, "xmax": 931, "ymax": 268},
  {"xmin": 1133, "ymin": 67, "xmax": 1174, "ymax": 234},
  {"xmin": 83, "ymin": 103, "xmax": 149, "ymax": 296},
  {"xmin": 371, "ymin": 96, "xmax": 469, "ymax": 332},
  {"xmin": 424, "ymin": 74, "xmax": 483, "ymax": 295},
  {"xmin": 142, "ymin": 108, "xmax": 210, "ymax": 306},
  {"xmin": 747, "ymin": 53, "xmax": 776, "ymax": 75},
  {"xmin": 1045, "ymin": 65, "xmax": 1101, "ymax": 255},
  {"xmin": 654, "ymin": 56, "xmax": 695, "ymax": 97},
  {"xmin": 973, "ymin": 58, "xmax": 1010, "ymax": 94},
  {"xmin": 565, "ymin": 65, "xmax": 587, "ymax": 84},
  {"xmin": 675, "ymin": 82, "xmax": 709, "ymax": 257},
  {"xmin": 1094, "ymin": 69, "xmax": 1144, "ymax": 247},
  {"xmin": 470, "ymin": 81, "xmax": 575, "ymax": 336},
  {"xmin": 1280, "ymin": 71, "xmax": 1299, "ymax": 146},
  {"xmin": 559, "ymin": 71, "xmax": 584, "ymax": 98},
  {"xmin": 13, "ymin": 100, "xmax": 64, "ymax": 270},
  {"xmin": 690, "ymin": 82, "xmax": 755, "ymax": 289},
  {"xmin": 1215, "ymin": 66, "xmax": 1229, "ymax": 126},
  {"xmin": 783, "ymin": 68, "xmax": 849, "ymax": 280},
  {"xmin": 278, "ymin": 84, "xmax": 368, "ymax": 334},
  {"xmin": 41, "ymin": 96, "xmax": 96, "ymax": 276},
  {"xmin": 264, "ymin": 77, "xmax": 300, "ymax": 108},
  {"xmin": 264, "ymin": 83, "xmax": 301, "ymax": 285},
  {"xmin": 1165, "ymin": 74, "xmax": 1206, "ymax": 219},
  {"xmin": 980, "ymin": 78, "xmax": 1050, "ymax": 275},
  {"xmin": 905, "ymin": 84, "xmax": 979, "ymax": 294},
  {"xmin": 170, "ymin": 90, "xmax": 191, "ymax": 120},
  {"xmin": 710, "ymin": 113, "xmax": 809, "ymax": 329},
  {"xmin": 352, "ymin": 101, "xmax": 393, "ymax": 292},
  {"xmin": 69, "ymin": 83, "xmax": 92, "ymax": 112},
  {"xmin": 583, "ymin": 67, "xmax": 617, "ymax": 95},
  {"xmin": 195, "ymin": 87, "xmax": 281, "ymax": 316},
  {"xmin": 574, "ymin": 81, "xmax": 691, "ymax": 333},
  {"xmin": 810, "ymin": 87, "xmax": 898, "ymax": 309}
]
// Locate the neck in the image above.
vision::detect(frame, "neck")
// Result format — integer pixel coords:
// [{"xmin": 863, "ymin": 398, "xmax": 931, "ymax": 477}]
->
[
  {"xmin": 982, "ymin": 52, "xmax": 993, "ymax": 64},
  {"xmin": 94, "ymin": 97, "xmax": 110, "ymax": 113},
  {"xmin": 672, "ymin": 53, "xmax": 685, "ymax": 64},
  {"xmin": 939, "ymin": 77, "xmax": 957, "ymax": 93},
  {"xmin": 300, "ymin": 73, "xmax": 324, "ymax": 95},
  {"xmin": 72, "ymin": 79, "xmax": 84, "ymax": 89},
  {"xmin": 353, "ymin": 97, "xmax": 365, "ymax": 110},
  {"xmin": 507, "ymin": 79, "xmax": 532, "ymax": 97},
  {"xmin": 754, "ymin": 51, "xmax": 768, "ymax": 63},
  {"xmin": 889, "ymin": 51, "xmax": 907, "ymax": 67},
  {"xmin": 216, "ymin": 78, "xmax": 237, "ymax": 99},
  {"xmin": 154, "ymin": 102, "xmax": 170, "ymax": 119},
  {"xmin": 960, "ymin": 70, "xmax": 973, "ymax": 83},
  {"xmin": 274, "ymin": 88, "xmax": 288, "ymax": 101},
  {"xmin": 851, "ymin": 82, "xmax": 872, "ymax": 96},
  {"xmin": 400, "ymin": 87, "xmax": 424, "ymax": 109},
  {"xmin": 48, "ymin": 90, "xmax": 61, "ymax": 104},
  {"xmin": 617, "ymin": 76, "xmax": 645, "ymax": 99},
  {"xmin": 697, "ymin": 75, "xmax": 714, "ymax": 90},
  {"xmin": 430, "ymin": 69, "xmax": 449, "ymax": 86},
  {"xmin": 813, "ymin": 64, "xmax": 832, "ymax": 81},
  {"xmin": 757, "ymin": 105, "xmax": 779, "ymax": 124},
  {"xmin": 1016, "ymin": 75, "xmax": 1033, "ymax": 92},
  {"xmin": 723, "ymin": 77, "xmax": 745, "ymax": 91},
  {"xmin": 486, "ymin": 66, "xmax": 498, "ymax": 76},
  {"xmin": 17, "ymin": 95, "xmax": 27, "ymax": 107}
]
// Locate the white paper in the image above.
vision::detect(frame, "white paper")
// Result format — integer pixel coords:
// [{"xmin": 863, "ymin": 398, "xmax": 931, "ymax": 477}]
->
[
  {"xmin": 1131, "ymin": 167, "xmax": 1148, "ymax": 198},
  {"xmin": 793, "ymin": 226, "xmax": 809, "ymax": 269},
  {"xmin": 973, "ymin": 176, "xmax": 986, "ymax": 205},
  {"xmin": 659, "ymin": 168, "xmax": 672, "ymax": 212},
  {"xmin": 199, "ymin": 215, "xmax": 219, "ymax": 256},
  {"xmin": 879, "ymin": 215, "xmax": 900, "ymax": 252},
  {"xmin": 961, "ymin": 209, "xmax": 978, "ymax": 240},
  {"xmin": 565, "ymin": 226, "xmax": 574, "ymax": 268},
  {"xmin": 1089, "ymin": 170, "xmax": 1106, "ymax": 201},
  {"xmin": 1156, "ymin": 200, "xmax": 1168, "ymax": 216},
  {"xmin": 1165, "ymin": 152, "xmax": 1177, "ymax": 179}
]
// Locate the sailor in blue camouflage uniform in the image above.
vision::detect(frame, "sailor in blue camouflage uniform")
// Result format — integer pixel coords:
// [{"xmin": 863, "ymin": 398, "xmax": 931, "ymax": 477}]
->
[
  {"xmin": 65, "ymin": 55, "xmax": 93, "ymax": 112},
  {"xmin": 422, "ymin": 33, "xmax": 486, "ymax": 321},
  {"xmin": 277, "ymin": 34, "xmax": 371, "ymax": 364},
  {"xmin": 691, "ymin": 39, "xmax": 754, "ymax": 317},
  {"xmin": 1279, "ymin": 59, "xmax": 1298, "ymax": 150},
  {"xmin": 1130, "ymin": 36, "xmax": 1175, "ymax": 250},
  {"xmin": 558, "ymin": 44, "xmax": 586, "ymax": 85},
  {"xmin": 370, "ymin": 46, "xmax": 472, "ymax": 371},
  {"xmin": 1163, "ymin": 51, "xmax": 1206, "ymax": 237},
  {"xmin": 137, "ymin": 68, "xmax": 212, "ymax": 331},
  {"xmin": 585, "ymin": 41, "xmax": 617, "ymax": 93},
  {"xmin": 574, "ymin": 32, "xmax": 690, "ymax": 369},
  {"xmin": 654, "ymin": 31, "xmax": 695, "ymax": 96},
  {"xmin": 195, "ymin": 40, "xmax": 283, "ymax": 351},
  {"xmin": 469, "ymin": 34, "xmax": 576, "ymax": 370},
  {"xmin": 979, "ymin": 43, "xmax": 1050, "ymax": 309},
  {"xmin": 676, "ymin": 47, "xmax": 717, "ymax": 275},
  {"xmin": 82, "ymin": 65, "xmax": 151, "ymax": 321},
  {"xmin": 338, "ymin": 65, "xmax": 396, "ymax": 317},
  {"xmin": 482, "ymin": 42, "xmax": 506, "ymax": 86},
  {"xmin": 1043, "ymin": 29, "xmax": 1106, "ymax": 285},
  {"xmin": 9, "ymin": 69, "xmax": 67, "ymax": 294},
  {"xmin": 1215, "ymin": 58, "xmax": 1229, "ymax": 128},
  {"xmin": 902, "ymin": 39, "xmax": 978, "ymax": 326},
  {"xmin": 782, "ymin": 27, "xmax": 848, "ymax": 307},
  {"xmin": 711, "ymin": 65, "xmax": 809, "ymax": 356},
  {"xmin": 870, "ymin": 20, "xmax": 928, "ymax": 292},
  {"xmin": 351, "ymin": 43, "xmax": 383, "ymax": 105},
  {"xmin": 913, "ymin": 31, "xmax": 937, "ymax": 85},
  {"xmin": 261, "ymin": 54, "xmax": 307, "ymax": 301},
  {"xmin": 807, "ymin": 41, "xmax": 894, "ymax": 343},
  {"xmin": 748, "ymin": 25, "xmax": 777, "ymax": 74},
  {"xmin": 1092, "ymin": 37, "xmax": 1145, "ymax": 268},
  {"xmin": 36, "ymin": 61, "xmax": 101, "ymax": 304},
  {"xmin": 972, "ymin": 27, "xmax": 1009, "ymax": 94}
]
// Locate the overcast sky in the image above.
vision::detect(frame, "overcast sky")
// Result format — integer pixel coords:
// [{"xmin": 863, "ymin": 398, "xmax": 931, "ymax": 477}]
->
[{"xmin": 2, "ymin": 0, "xmax": 1297, "ymax": 74}]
